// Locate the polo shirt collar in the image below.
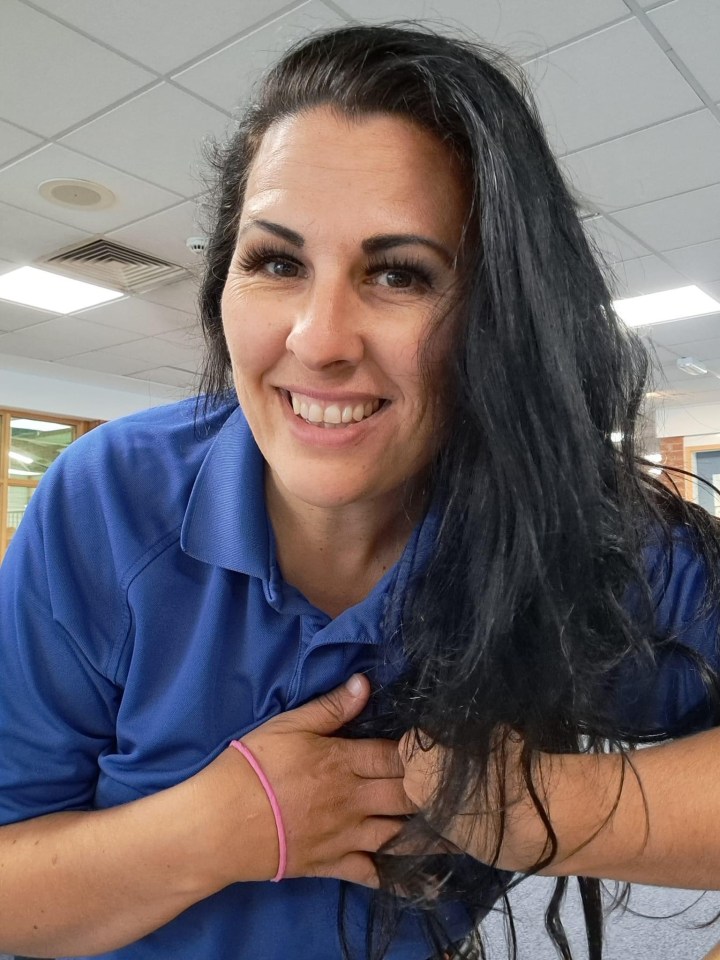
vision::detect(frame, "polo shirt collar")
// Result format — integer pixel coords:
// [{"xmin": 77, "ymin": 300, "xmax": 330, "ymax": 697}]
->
[
  {"xmin": 181, "ymin": 403, "xmax": 441, "ymax": 635},
  {"xmin": 181, "ymin": 404, "xmax": 270, "ymax": 580}
]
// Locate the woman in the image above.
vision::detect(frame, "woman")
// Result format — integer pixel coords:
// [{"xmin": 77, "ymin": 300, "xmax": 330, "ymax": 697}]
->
[{"xmin": 1, "ymin": 21, "xmax": 719, "ymax": 960}]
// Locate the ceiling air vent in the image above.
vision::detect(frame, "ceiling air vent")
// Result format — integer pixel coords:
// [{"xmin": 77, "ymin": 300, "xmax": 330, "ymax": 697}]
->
[{"xmin": 40, "ymin": 238, "xmax": 190, "ymax": 294}]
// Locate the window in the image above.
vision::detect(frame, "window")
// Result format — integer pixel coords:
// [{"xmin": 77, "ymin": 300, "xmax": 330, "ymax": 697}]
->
[{"xmin": 1, "ymin": 408, "xmax": 102, "ymax": 561}]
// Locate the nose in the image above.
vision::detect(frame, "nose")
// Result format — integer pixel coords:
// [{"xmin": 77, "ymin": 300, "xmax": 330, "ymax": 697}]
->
[{"xmin": 285, "ymin": 279, "xmax": 365, "ymax": 371}]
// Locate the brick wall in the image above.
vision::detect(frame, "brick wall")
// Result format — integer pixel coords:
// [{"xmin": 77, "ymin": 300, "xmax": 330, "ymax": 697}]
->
[{"xmin": 659, "ymin": 435, "xmax": 687, "ymax": 498}]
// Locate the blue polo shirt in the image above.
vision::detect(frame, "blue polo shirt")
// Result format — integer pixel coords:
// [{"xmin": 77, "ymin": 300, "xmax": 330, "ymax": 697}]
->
[{"xmin": 0, "ymin": 397, "xmax": 479, "ymax": 960}]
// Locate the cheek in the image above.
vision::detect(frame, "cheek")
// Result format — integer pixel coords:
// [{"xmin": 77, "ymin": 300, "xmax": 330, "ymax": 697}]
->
[{"xmin": 221, "ymin": 288, "xmax": 287, "ymax": 376}]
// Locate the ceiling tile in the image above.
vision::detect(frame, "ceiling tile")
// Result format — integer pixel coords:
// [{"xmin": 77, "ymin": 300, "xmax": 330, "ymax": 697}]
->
[
  {"xmin": 0, "ymin": 201, "xmax": 92, "ymax": 263},
  {"xmin": 662, "ymin": 336, "xmax": 720, "ymax": 362},
  {"xmin": 0, "ymin": 330, "xmax": 71, "ymax": 362},
  {"xmin": 127, "ymin": 365, "xmax": 200, "ymax": 388},
  {"xmin": 649, "ymin": 0, "xmax": 720, "ymax": 100},
  {"xmin": 107, "ymin": 201, "xmax": 205, "ymax": 268},
  {"xmin": 0, "ymin": 145, "xmax": 182, "ymax": 233},
  {"xmin": 526, "ymin": 19, "xmax": 701, "ymax": 154},
  {"xmin": 639, "ymin": 314, "xmax": 720, "ymax": 347},
  {"xmin": 705, "ymin": 281, "xmax": 720, "ymax": 302},
  {"xmin": 103, "ymin": 336, "xmax": 203, "ymax": 371},
  {"xmin": 609, "ymin": 255, "xmax": 690, "ymax": 297},
  {"xmin": 641, "ymin": 338, "xmax": 680, "ymax": 364},
  {"xmin": 141, "ymin": 278, "xmax": 199, "ymax": 314},
  {"xmin": 336, "ymin": 0, "xmax": 628, "ymax": 58},
  {"xmin": 60, "ymin": 347, "xmax": 158, "ymax": 377},
  {"xmin": 174, "ymin": 2, "xmax": 346, "ymax": 113},
  {"xmin": 73, "ymin": 297, "xmax": 196, "ymax": 336},
  {"xmin": 612, "ymin": 183, "xmax": 720, "ymax": 251},
  {"xmin": 561, "ymin": 110, "xmax": 720, "ymax": 213},
  {"xmin": 657, "ymin": 366, "xmax": 720, "ymax": 392},
  {"xmin": 0, "ymin": 0, "xmax": 154, "ymax": 137},
  {"xmin": 0, "ymin": 301, "xmax": 56, "ymax": 333},
  {"xmin": 156, "ymin": 325, "xmax": 204, "ymax": 347},
  {"xmin": 60, "ymin": 85, "xmax": 230, "ymax": 196},
  {"xmin": 583, "ymin": 216, "xmax": 650, "ymax": 264},
  {"xmin": 29, "ymin": 0, "xmax": 296, "ymax": 74},
  {"xmin": 0, "ymin": 120, "xmax": 43, "ymax": 167},
  {"xmin": 664, "ymin": 237, "xmax": 720, "ymax": 283},
  {"xmin": 0, "ymin": 315, "xmax": 144, "ymax": 362}
]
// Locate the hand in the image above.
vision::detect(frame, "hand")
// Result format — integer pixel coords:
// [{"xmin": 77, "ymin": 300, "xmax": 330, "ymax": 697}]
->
[
  {"xmin": 220, "ymin": 675, "xmax": 417, "ymax": 887},
  {"xmin": 398, "ymin": 728, "xmax": 570, "ymax": 872}
]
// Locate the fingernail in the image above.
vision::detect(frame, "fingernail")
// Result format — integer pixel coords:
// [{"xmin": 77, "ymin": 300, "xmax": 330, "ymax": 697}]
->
[{"xmin": 346, "ymin": 674, "xmax": 364, "ymax": 696}]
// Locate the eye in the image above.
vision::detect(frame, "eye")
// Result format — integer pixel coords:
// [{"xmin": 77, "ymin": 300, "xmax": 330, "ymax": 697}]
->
[
  {"xmin": 235, "ymin": 243, "xmax": 305, "ymax": 280},
  {"xmin": 264, "ymin": 258, "xmax": 300, "ymax": 278},
  {"xmin": 368, "ymin": 258, "xmax": 436, "ymax": 293},
  {"xmin": 377, "ymin": 268, "xmax": 415, "ymax": 289}
]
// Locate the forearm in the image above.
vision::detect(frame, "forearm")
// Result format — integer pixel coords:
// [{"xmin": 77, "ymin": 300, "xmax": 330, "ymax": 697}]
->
[
  {"xmin": 0, "ymin": 747, "xmax": 273, "ymax": 956},
  {"xmin": 538, "ymin": 727, "xmax": 720, "ymax": 887}
]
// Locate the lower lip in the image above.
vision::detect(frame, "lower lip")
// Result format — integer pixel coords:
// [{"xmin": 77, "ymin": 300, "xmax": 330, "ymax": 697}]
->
[{"xmin": 278, "ymin": 390, "xmax": 389, "ymax": 448}]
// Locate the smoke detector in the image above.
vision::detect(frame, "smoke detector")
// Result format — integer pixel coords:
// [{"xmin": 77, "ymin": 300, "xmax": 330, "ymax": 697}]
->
[{"xmin": 186, "ymin": 236, "xmax": 208, "ymax": 254}]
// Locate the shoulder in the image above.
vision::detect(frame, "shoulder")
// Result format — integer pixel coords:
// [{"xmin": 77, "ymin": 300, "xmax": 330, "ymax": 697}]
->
[{"xmin": 13, "ymin": 396, "xmax": 239, "ymax": 582}]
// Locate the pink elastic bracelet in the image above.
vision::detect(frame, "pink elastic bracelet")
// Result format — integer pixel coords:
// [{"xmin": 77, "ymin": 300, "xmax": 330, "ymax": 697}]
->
[{"xmin": 230, "ymin": 739, "xmax": 287, "ymax": 882}]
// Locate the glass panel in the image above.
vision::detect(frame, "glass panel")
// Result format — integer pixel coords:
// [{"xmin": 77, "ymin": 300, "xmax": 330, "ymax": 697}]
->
[
  {"xmin": 9, "ymin": 417, "xmax": 76, "ymax": 480},
  {"xmin": 6, "ymin": 485, "xmax": 35, "ymax": 545}
]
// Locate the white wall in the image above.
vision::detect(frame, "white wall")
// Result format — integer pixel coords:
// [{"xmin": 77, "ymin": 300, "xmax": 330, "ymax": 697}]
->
[
  {"xmin": 657, "ymin": 401, "xmax": 720, "ymax": 439},
  {"xmin": 0, "ymin": 354, "xmax": 187, "ymax": 421}
]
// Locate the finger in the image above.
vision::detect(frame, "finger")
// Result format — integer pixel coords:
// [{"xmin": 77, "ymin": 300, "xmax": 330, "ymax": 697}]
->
[
  {"xmin": 317, "ymin": 852, "xmax": 380, "ymax": 888},
  {"xmin": 357, "ymin": 778, "xmax": 418, "ymax": 817},
  {"xmin": 279, "ymin": 674, "xmax": 370, "ymax": 736},
  {"xmin": 381, "ymin": 826, "xmax": 465, "ymax": 858},
  {"xmin": 349, "ymin": 738, "xmax": 406, "ymax": 779},
  {"xmin": 358, "ymin": 815, "xmax": 409, "ymax": 852}
]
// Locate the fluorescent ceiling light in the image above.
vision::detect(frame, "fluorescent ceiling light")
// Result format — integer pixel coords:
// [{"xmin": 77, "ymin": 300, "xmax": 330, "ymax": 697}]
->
[
  {"xmin": 9, "ymin": 468, "xmax": 43, "ymax": 477},
  {"xmin": 12, "ymin": 418, "xmax": 69, "ymax": 432},
  {"xmin": 9, "ymin": 451, "xmax": 33, "ymax": 465},
  {"xmin": 614, "ymin": 285, "xmax": 720, "ymax": 327},
  {"xmin": 0, "ymin": 266, "xmax": 123, "ymax": 314}
]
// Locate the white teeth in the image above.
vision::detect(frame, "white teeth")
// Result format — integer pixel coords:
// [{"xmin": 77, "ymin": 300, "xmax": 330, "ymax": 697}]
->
[
  {"xmin": 287, "ymin": 390, "xmax": 384, "ymax": 427},
  {"xmin": 323, "ymin": 404, "xmax": 342, "ymax": 424}
]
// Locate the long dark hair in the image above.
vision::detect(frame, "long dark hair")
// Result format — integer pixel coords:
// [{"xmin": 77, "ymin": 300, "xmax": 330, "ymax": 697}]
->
[{"xmin": 198, "ymin": 22, "xmax": 720, "ymax": 960}]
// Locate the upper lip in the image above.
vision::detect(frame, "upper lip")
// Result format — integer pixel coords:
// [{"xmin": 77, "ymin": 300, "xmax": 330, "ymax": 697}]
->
[{"xmin": 279, "ymin": 386, "xmax": 388, "ymax": 403}]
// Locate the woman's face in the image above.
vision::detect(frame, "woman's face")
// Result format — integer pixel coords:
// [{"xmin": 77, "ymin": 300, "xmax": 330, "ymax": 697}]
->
[{"xmin": 221, "ymin": 106, "xmax": 466, "ymax": 513}]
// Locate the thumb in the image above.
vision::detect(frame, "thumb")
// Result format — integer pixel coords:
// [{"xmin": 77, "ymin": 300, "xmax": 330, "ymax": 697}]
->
[{"xmin": 285, "ymin": 674, "xmax": 370, "ymax": 736}]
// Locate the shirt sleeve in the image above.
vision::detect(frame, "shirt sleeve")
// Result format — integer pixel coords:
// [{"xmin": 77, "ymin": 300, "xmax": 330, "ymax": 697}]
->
[
  {"xmin": 0, "ymin": 452, "xmax": 122, "ymax": 824},
  {"xmin": 612, "ymin": 531, "xmax": 720, "ymax": 738}
]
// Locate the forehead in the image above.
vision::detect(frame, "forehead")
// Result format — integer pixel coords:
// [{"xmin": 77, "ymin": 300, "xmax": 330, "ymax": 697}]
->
[{"xmin": 241, "ymin": 107, "xmax": 467, "ymax": 244}]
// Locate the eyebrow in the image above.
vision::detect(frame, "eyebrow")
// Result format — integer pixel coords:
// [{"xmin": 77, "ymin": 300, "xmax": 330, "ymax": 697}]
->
[{"xmin": 241, "ymin": 219, "xmax": 454, "ymax": 265}]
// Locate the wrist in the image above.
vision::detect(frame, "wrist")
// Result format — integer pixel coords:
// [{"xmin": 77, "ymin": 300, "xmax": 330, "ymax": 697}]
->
[{"xmin": 184, "ymin": 746, "xmax": 281, "ymax": 888}]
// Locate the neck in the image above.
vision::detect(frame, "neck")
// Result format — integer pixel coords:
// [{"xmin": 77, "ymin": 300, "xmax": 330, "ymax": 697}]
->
[{"xmin": 265, "ymin": 471, "xmax": 429, "ymax": 617}]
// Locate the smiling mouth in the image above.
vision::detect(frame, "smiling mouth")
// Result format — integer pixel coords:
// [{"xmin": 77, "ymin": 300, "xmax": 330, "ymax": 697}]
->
[{"xmin": 282, "ymin": 390, "xmax": 389, "ymax": 429}]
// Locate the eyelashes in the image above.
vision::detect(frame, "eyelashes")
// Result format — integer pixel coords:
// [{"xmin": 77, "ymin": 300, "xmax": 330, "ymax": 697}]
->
[{"xmin": 234, "ymin": 241, "xmax": 439, "ymax": 292}]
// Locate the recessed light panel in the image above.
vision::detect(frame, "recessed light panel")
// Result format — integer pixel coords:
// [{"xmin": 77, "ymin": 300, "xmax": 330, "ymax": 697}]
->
[
  {"xmin": 0, "ymin": 266, "xmax": 123, "ymax": 314},
  {"xmin": 614, "ymin": 285, "xmax": 720, "ymax": 327}
]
